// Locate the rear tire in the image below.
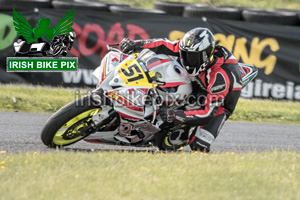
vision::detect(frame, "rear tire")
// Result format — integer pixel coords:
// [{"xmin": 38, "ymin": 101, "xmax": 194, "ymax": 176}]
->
[
  {"xmin": 154, "ymin": 125, "xmax": 189, "ymax": 151},
  {"xmin": 154, "ymin": 1, "xmax": 195, "ymax": 16},
  {"xmin": 0, "ymin": 0, "xmax": 51, "ymax": 10},
  {"xmin": 109, "ymin": 6, "xmax": 166, "ymax": 16},
  {"xmin": 183, "ymin": 6, "xmax": 242, "ymax": 20},
  {"xmin": 41, "ymin": 95, "xmax": 100, "ymax": 148},
  {"xmin": 51, "ymin": 0, "xmax": 109, "ymax": 11},
  {"xmin": 242, "ymin": 10, "xmax": 299, "ymax": 26}
]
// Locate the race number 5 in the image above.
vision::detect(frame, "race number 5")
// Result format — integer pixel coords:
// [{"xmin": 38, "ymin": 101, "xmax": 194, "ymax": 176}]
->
[{"xmin": 121, "ymin": 64, "xmax": 144, "ymax": 82}]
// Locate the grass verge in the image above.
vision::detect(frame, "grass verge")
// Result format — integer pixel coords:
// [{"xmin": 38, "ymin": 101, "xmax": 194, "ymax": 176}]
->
[
  {"xmin": 0, "ymin": 151, "xmax": 299, "ymax": 200},
  {"xmin": 0, "ymin": 84, "xmax": 300, "ymax": 124}
]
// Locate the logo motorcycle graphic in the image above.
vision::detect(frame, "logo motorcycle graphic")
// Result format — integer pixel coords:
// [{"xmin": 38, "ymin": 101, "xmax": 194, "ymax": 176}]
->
[
  {"xmin": 7, "ymin": 9, "xmax": 78, "ymax": 72},
  {"xmin": 13, "ymin": 9, "xmax": 75, "ymax": 57}
]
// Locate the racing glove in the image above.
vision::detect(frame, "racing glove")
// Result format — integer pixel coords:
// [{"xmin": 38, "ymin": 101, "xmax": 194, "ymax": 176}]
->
[
  {"xmin": 159, "ymin": 106, "xmax": 187, "ymax": 124},
  {"xmin": 120, "ymin": 38, "xmax": 136, "ymax": 53}
]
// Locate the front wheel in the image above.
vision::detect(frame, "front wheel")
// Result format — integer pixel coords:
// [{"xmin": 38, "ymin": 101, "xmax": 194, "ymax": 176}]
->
[{"xmin": 41, "ymin": 95, "xmax": 101, "ymax": 148}]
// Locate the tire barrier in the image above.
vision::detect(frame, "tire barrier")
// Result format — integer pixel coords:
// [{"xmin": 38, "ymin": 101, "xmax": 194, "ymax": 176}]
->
[
  {"xmin": 242, "ymin": 10, "xmax": 299, "ymax": 26},
  {"xmin": 51, "ymin": 0, "xmax": 109, "ymax": 12},
  {"xmin": 99, "ymin": 1, "xmax": 130, "ymax": 8},
  {"xmin": 183, "ymin": 6, "xmax": 242, "ymax": 21},
  {"xmin": 1, "ymin": 0, "xmax": 299, "ymax": 26},
  {"xmin": 153, "ymin": 1, "xmax": 195, "ymax": 16},
  {"xmin": 75, "ymin": 0, "xmax": 130, "ymax": 8},
  {"xmin": 268, "ymin": 9, "xmax": 300, "ymax": 25},
  {"xmin": 220, "ymin": 6, "xmax": 264, "ymax": 11},
  {"xmin": 109, "ymin": 6, "xmax": 166, "ymax": 16},
  {"xmin": 0, "ymin": 0, "xmax": 51, "ymax": 11}
]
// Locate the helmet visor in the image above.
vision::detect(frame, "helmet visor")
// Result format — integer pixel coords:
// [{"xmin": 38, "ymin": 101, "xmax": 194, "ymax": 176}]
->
[{"xmin": 180, "ymin": 50, "xmax": 208, "ymax": 70}]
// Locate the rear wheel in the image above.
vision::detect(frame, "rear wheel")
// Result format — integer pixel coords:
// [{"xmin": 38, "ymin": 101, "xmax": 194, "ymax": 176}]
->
[
  {"xmin": 41, "ymin": 95, "xmax": 101, "ymax": 148},
  {"xmin": 154, "ymin": 125, "xmax": 189, "ymax": 151}
]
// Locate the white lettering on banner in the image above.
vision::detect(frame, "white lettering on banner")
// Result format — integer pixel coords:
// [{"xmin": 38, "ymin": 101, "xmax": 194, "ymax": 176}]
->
[
  {"xmin": 242, "ymin": 79, "xmax": 300, "ymax": 100},
  {"xmin": 62, "ymin": 69, "xmax": 98, "ymax": 85}
]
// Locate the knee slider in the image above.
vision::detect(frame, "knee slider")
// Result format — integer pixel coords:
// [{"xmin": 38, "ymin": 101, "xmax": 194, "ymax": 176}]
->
[{"xmin": 189, "ymin": 127, "xmax": 215, "ymax": 152}]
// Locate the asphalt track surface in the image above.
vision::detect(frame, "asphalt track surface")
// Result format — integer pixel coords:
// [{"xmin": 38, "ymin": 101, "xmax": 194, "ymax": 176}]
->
[{"xmin": 0, "ymin": 111, "xmax": 299, "ymax": 154}]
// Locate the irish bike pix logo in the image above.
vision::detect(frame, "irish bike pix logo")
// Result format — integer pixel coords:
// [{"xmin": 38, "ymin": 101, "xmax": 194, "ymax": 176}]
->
[{"xmin": 6, "ymin": 9, "xmax": 78, "ymax": 72}]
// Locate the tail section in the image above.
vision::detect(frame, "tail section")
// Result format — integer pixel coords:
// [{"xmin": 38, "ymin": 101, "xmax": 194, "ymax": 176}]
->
[{"xmin": 239, "ymin": 63, "xmax": 258, "ymax": 88}]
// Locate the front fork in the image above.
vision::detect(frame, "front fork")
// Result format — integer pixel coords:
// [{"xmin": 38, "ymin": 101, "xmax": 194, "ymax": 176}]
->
[
  {"xmin": 79, "ymin": 88, "xmax": 116, "ymax": 137},
  {"xmin": 78, "ymin": 107, "xmax": 116, "ymax": 138}
]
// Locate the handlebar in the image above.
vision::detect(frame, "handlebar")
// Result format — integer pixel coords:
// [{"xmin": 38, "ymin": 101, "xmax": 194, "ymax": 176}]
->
[
  {"xmin": 106, "ymin": 43, "xmax": 120, "ymax": 51},
  {"xmin": 106, "ymin": 43, "xmax": 122, "ymax": 53},
  {"xmin": 107, "ymin": 43, "xmax": 119, "ymax": 48}
]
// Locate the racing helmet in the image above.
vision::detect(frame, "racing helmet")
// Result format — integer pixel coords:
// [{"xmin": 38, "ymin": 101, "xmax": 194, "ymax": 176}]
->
[
  {"xmin": 179, "ymin": 28, "xmax": 215, "ymax": 76},
  {"xmin": 68, "ymin": 31, "xmax": 76, "ymax": 42}
]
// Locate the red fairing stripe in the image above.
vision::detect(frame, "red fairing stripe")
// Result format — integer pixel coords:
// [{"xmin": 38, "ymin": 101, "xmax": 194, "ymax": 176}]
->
[
  {"xmin": 121, "ymin": 54, "xmax": 129, "ymax": 60},
  {"xmin": 118, "ymin": 112, "xmax": 140, "ymax": 120},
  {"xmin": 127, "ymin": 106, "xmax": 143, "ymax": 112},
  {"xmin": 99, "ymin": 57, "xmax": 107, "ymax": 83},
  {"xmin": 147, "ymin": 58, "xmax": 172, "ymax": 70},
  {"xmin": 144, "ymin": 39, "xmax": 180, "ymax": 53},
  {"xmin": 160, "ymin": 81, "xmax": 187, "ymax": 88}
]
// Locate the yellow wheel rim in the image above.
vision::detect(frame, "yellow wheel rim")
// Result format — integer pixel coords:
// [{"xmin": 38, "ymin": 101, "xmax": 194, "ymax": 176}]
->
[{"xmin": 53, "ymin": 108, "xmax": 101, "ymax": 145}]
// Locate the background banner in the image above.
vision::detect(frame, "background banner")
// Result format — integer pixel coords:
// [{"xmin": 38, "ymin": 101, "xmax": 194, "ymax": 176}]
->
[{"xmin": 1, "ymin": 9, "xmax": 300, "ymax": 100}]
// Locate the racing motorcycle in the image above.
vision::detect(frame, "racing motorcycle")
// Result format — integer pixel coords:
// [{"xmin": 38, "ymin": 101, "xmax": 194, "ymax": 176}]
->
[
  {"xmin": 41, "ymin": 45, "xmax": 258, "ymax": 150},
  {"xmin": 48, "ymin": 32, "xmax": 76, "ymax": 56}
]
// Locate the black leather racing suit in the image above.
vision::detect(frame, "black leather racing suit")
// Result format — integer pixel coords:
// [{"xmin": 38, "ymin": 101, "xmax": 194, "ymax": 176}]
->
[{"xmin": 134, "ymin": 38, "xmax": 242, "ymax": 151}]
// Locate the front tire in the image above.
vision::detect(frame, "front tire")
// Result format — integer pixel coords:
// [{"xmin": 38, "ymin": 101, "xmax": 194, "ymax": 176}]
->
[{"xmin": 41, "ymin": 95, "xmax": 101, "ymax": 148}]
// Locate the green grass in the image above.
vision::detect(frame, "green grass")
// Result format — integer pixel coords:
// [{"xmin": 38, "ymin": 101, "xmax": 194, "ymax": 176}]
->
[
  {"xmin": 106, "ymin": 0, "xmax": 300, "ymax": 10},
  {"xmin": 0, "ymin": 84, "xmax": 300, "ymax": 124},
  {"xmin": 0, "ymin": 84, "xmax": 82, "ymax": 113},
  {"xmin": 0, "ymin": 151, "xmax": 300, "ymax": 200},
  {"xmin": 230, "ymin": 98, "xmax": 300, "ymax": 124}
]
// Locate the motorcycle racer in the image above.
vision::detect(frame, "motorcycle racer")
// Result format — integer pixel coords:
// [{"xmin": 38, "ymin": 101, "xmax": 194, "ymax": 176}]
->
[
  {"xmin": 119, "ymin": 27, "xmax": 243, "ymax": 152},
  {"xmin": 50, "ymin": 31, "xmax": 76, "ymax": 56}
]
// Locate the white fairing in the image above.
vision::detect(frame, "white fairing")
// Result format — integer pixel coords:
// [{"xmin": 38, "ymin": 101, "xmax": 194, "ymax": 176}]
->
[
  {"xmin": 147, "ymin": 54, "xmax": 192, "ymax": 101},
  {"xmin": 98, "ymin": 49, "xmax": 192, "ymax": 117},
  {"xmin": 85, "ymin": 49, "xmax": 192, "ymax": 144},
  {"xmin": 93, "ymin": 50, "xmax": 125, "ymax": 84},
  {"xmin": 94, "ymin": 49, "xmax": 192, "ymax": 103}
]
